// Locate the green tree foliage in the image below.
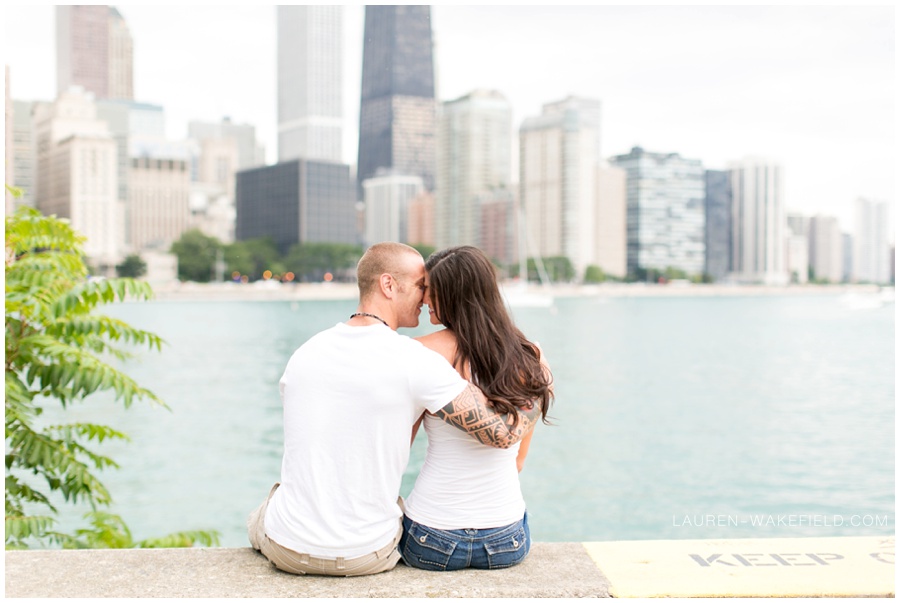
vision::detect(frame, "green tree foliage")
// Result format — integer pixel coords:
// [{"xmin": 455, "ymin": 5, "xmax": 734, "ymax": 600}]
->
[
  {"xmin": 284, "ymin": 242, "xmax": 364, "ymax": 281},
  {"xmin": 583, "ymin": 265, "xmax": 607, "ymax": 283},
  {"xmin": 225, "ymin": 237, "xmax": 283, "ymax": 280},
  {"xmin": 115, "ymin": 254, "xmax": 147, "ymax": 279},
  {"xmin": 5, "ymin": 207, "xmax": 219, "ymax": 549},
  {"xmin": 170, "ymin": 229, "xmax": 221, "ymax": 282},
  {"xmin": 632, "ymin": 265, "xmax": 697, "ymax": 283},
  {"xmin": 540, "ymin": 256, "xmax": 575, "ymax": 282}
]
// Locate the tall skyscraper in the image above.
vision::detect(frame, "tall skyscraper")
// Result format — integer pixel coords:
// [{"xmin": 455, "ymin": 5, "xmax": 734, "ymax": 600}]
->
[
  {"xmin": 704, "ymin": 169, "xmax": 732, "ymax": 281},
  {"xmin": 357, "ymin": 5, "xmax": 436, "ymax": 194},
  {"xmin": 853, "ymin": 197, "xmax": 891, "ymax": 284},
  {"xmin": 56, "ymin": 6, "xmax": 134, "ymax": 101},
  {"xmin": 729, "ymin": 158, "xmax": 786, "ymax": 284},
  {"xmin": 435, "ymin": 89, "xmax": 512, "ymax": 250},
  {"xmin": 277, "ymin": 6, "xmax": 342, "ymax": 163},
  {"xmin": 520, "ymin": 96, "xmax": 601, "ymax": 278},
  {"xmin": 609, "ymin": 147, "xmax": 705, "ymax": 277}
]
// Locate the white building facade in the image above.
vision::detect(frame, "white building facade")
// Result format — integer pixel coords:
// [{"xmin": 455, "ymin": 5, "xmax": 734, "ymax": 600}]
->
[
  {"xmin": 520, "ymin": 96, "xmax": 601, "ymax": 278},
  {"xmin": 33, "ymin": 87, "xmax": 120, "ymax": 270},
  {"xmin": 277, "ymin": 5, "xmax": 343, "ymax": 163},
  {"xmin": 809, "ymin": 215, "xmax": 844, "ymax": 283},
  {"xmin": 594, "ymin": 163, "xmax": 627, "ymax": 278},
  {"xmin": 434, "ymin": 89, "xmax": 512, "ymax": 250}
]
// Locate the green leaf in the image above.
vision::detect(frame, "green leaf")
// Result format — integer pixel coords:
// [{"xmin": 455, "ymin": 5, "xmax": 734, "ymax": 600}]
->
[{"xmin": 6, "ymin": 207, "xmax": 192, "ymax": 550}]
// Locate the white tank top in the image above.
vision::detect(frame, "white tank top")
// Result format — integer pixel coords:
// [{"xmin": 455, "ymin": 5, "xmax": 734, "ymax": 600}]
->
[{"xmin": 404, "ymin": 411, "xmax": 526, "ymax": 530}]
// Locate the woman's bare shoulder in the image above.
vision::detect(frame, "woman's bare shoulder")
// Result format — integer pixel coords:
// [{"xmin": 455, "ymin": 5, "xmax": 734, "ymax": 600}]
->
[
  {"xmin": 415, "ymin": 329, "xmax": 458, "ymax": 362},
  {"xmin": 415, "ymin": 328, "xmax": 457, "ymax": 347}
]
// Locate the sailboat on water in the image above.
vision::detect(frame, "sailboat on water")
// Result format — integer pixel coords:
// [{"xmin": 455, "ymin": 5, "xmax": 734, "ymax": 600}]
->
[{"xmin": 501, "ymin": 207, "xmax": 555, "ymax": 308}]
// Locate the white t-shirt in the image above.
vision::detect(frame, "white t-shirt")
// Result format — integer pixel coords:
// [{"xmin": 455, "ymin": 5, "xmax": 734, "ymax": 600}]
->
[
  {"xmin": 403, "ymin": 412, "xmax": 525, "ymax": 530},
  {"xmin": 264, "ymin": 322, "xmax": 468, "ymax": 559}
]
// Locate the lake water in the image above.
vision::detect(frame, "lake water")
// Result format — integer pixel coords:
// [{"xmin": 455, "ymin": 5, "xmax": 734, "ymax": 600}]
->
[{"xmin": 37, "ymin": 292, "xmax": 894, "ymax": 547}]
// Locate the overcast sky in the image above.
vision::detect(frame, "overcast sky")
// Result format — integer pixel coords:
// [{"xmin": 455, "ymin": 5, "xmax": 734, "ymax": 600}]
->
[{"xmin": 3, "ymin": 4, "xmax": 896, "ymax": 232}]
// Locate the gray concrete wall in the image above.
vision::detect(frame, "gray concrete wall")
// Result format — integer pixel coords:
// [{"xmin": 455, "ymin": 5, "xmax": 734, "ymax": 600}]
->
[
  {"xmin": 5, "ymin": 536, "xmax": 894, "ymax": 598},
  {"xmin": 4, "ymin": 543, "xmax": 610, "ymax": 598}
]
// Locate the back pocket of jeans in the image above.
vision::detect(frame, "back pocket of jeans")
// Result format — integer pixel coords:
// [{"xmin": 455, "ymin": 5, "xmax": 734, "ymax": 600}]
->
[
  {"xmin": 403, "ymin": 522, "xmax": 458, "ymax": 571},
  {"xmin": 483, "ymin": 526, "xmax": 528, "ymax": 569}
]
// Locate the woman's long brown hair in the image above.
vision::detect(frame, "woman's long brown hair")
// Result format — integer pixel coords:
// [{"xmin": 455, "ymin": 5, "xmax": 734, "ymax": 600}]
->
[{"xmin": 426, "ymin": 246, "xmax": 553, "ymax": 426}]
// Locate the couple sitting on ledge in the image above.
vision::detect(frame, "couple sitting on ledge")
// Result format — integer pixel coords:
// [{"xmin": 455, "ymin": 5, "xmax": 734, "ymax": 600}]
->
[{"xmin": 248, "ymin": 242, "xmax": 553, "ymax": 576}]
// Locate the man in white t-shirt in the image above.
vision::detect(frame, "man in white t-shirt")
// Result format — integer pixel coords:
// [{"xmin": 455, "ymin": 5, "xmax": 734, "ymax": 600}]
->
[{"xmin": 247, "ymin": 242, "xmax": 540, "ymax": 576}]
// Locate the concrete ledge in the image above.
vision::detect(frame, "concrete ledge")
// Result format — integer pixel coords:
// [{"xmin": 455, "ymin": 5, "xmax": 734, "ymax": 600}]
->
[
  {"xmin": 4, "ymin": 542, "xmax": 610, "ymax": 598},
  {"xmin": 5, "ymin": 537, "xmax": 894, "ymax": 598}
]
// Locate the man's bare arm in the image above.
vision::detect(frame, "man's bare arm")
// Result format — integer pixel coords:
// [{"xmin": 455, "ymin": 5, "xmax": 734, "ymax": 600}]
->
[{"xmin": 433, "ymin": 383, "xmax": 540, "ymax": 449}]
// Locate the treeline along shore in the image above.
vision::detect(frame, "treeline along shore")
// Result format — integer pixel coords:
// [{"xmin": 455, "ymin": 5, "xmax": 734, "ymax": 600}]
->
[{"xmin": 144, "ymin": 280, "xmax": 894, "ymax": 303}]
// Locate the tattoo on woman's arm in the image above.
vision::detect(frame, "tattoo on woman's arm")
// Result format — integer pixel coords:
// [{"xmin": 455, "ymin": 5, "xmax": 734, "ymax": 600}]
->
[{"xmin": 434, "ymin": 383, "xmax": 540, "ymax": 448}]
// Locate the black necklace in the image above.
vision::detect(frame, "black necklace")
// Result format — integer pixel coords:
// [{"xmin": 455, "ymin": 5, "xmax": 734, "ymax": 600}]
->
[{"xmin": 350, "ymin": 312, "xmax": 389, "ymax": 328}]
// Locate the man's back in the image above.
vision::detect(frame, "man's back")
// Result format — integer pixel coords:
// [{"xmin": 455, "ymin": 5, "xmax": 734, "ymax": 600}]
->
[{"xmin": 264, "ymin": 322, "xmax": 465, "ymax": 559}]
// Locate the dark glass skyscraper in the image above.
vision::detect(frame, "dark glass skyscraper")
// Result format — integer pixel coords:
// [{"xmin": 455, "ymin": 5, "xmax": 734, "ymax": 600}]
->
[
  {"xmin": 235, "ymin": 160, "xmax": 358, "ymax": 255},
  {"xmin": 357, "ymin": 5, "xmax": 436, "ymax": 196}
]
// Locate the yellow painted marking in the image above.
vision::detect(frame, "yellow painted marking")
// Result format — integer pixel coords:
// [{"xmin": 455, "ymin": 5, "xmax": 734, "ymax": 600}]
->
[{"xmin": 583, "ymin": 536, "xmax": 894, "ymax": 598}]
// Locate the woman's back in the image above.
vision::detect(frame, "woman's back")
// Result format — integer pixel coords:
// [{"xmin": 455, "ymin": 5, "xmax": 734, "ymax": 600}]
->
[{"xmin": 405, "ymin": 329, "xmax": 525, "ymax": 529}]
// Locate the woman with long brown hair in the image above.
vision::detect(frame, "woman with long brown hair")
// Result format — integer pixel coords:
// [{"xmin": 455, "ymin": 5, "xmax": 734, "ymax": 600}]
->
[{"xmin": 401, "ymin": 245, "xmax": 553, "ymax": 571}]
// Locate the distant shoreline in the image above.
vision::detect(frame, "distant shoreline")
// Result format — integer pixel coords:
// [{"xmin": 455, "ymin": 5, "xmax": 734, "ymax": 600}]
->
[{"xmin": 144, "ymin": 280, "xmax": 894, "ymax": 302}]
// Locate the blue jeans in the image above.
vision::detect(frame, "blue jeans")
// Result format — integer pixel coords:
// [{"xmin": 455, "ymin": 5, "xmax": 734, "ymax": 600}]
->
[{"xmin": 400, "ymin": 512, "xmax": 530, "ymax": 571}]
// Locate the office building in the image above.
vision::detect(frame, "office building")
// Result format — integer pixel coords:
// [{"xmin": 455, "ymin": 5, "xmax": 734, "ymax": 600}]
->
[
  {"xmin": 407, "ymin": 191, "xmax": 435, "ymax": 247},
  {"xmin": 786, "ymin": 213, "xmax": 810, "ymax": 284},
  {"xmin": 704, "ymin": 169, "xmax": 732, "ymax": 281},
  {"xmin": 10, "ymin": 100, "xmax": 38, "ymax": 209},
  {"xmin": 520, "ymin": 96, "xmax": 602, "ymax": 277},
  {"xmin": 853, "ymin": 198, "xmax": 891, "ymax": 284},
  {"xmin": 808, "ymin": 215, "xmax": 843, "ymax": 283},
  {"xmin": 842, "ymin": 232, "xmax": 854, "ymax": 283},
  {"xmin": 277, "ymin": 6, "xmax": 343, "ymax": 163},
  {"xmin": 362, "ymin": 172, "xmax": 423, "ymax": 245},
  {"xmin": 610, "ymin": 147, "xmax": 705, "ymax": 277},
  {"xmin": 128, "ymin": 151, "xmax": 191, "ymax": 252},
  {"xmin": 358, "ymin": 5, "xmax": 436, "ymax": 194},
  {"xmin": 435, "ymin": 90, "xmax": 512, "ymax": 250},
  {"xmin": 593, "ymin": 163, "xmax": 627, "ymax": 279},
  {"xmin": 56, "ymin": 6, "xmax": 133, "ymax": 100},
  {"xmin": 95, "ymin": 99, "xmax": 166, "ymax": 243},
  {"xmin": 729, "ymin": 158, "xmax": 786, "ymax": 284},
  {"xmin": 478, "ymin": 189, "xmax": 516, "ymax": 267},
  {"xmin": 235, "ymin": 160, "xmax": 357, "ymax": 255},
  {"xmin": 188, "ymin": 117, "xmax": 265, "ymax": 172},
  {"xmin": 32, "ymin": 87, "xmax": 120, "ymax": 269}
]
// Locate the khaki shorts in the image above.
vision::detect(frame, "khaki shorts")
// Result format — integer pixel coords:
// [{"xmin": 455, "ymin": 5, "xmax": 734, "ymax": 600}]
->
[{"xmin": 247, "ymin": 483, "xmax": 402, "ymax": 576}]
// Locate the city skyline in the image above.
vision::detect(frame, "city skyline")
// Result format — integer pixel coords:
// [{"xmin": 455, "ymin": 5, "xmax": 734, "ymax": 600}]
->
[{"xmin": 3, "ymin": 4, "xmax": 895, "ymax": 233}]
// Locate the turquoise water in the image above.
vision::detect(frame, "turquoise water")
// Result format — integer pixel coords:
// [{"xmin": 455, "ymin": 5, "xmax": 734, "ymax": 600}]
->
[{"xmin": 37, "ymin": 293, "xmax": 894, "ymax": 546}]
